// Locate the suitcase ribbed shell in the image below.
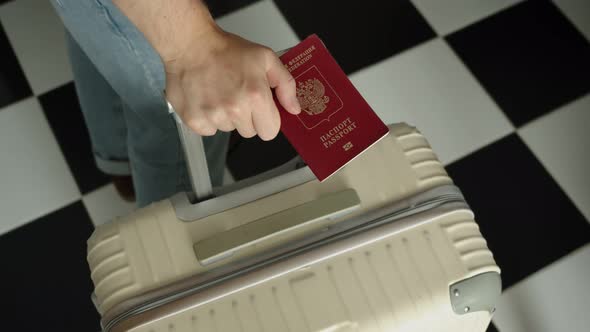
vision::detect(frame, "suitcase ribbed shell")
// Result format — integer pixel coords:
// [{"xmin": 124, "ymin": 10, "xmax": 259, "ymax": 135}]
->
[{"xmin": 87, "ymin": 124, "xmax": 500, "ymax": 332}]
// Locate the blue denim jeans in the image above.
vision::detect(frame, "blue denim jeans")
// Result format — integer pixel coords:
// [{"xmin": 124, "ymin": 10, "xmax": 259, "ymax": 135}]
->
[{"xmin": 50, "ymin": 0, "xmax": 229, "ymax": 207}]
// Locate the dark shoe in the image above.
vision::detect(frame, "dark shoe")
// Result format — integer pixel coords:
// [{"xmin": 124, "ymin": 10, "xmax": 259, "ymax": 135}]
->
[{"xmin": 111, "ymin": 175, "xmax": 135, "ymax": 202}]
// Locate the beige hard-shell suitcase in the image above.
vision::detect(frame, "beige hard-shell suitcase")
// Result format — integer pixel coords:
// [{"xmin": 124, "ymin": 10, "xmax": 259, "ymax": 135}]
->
[{"xmin": 88, "ymin": 109, "xmax": 501, "ymax": 332}]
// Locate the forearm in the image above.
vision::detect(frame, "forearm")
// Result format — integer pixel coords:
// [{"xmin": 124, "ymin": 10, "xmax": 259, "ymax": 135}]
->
[{"xmin": 111, "ymin": 0, "xmax": 218, "ymax": 64}]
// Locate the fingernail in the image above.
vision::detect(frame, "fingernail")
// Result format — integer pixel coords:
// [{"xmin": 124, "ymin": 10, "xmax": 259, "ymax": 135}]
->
[{"xmin": 291, "ymin": 97, "xmax": 301, "ymax": 114}]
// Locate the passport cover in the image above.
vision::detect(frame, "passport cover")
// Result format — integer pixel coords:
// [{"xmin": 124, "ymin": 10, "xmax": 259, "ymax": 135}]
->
[{"xmin": 276, "ymin": 34, "xmax": 389, "ymax": 181}]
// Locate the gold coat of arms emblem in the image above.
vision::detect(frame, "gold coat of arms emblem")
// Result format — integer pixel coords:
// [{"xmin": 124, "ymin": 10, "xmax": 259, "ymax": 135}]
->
[{"xmin": 296, "ymin": 78, "xmax": 330, "ymax": 116}]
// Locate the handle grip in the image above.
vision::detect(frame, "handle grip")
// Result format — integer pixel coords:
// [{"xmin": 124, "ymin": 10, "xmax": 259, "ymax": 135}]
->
[{"xmin": 193, "ymin": 189, "xmax": 361, "ymax": 265}]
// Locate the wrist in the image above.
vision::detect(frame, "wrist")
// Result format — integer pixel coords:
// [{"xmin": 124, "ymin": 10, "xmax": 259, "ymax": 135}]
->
[
  {"xmin": 112, "ymin": 0, "xmax": 220, "ymax": 69},
  {"xmin": 153, "ymin": 3, "xmax": 218, "ymax": 62},
  {"xmin": 163, "ymin": 23, "xmax": 228, "ymax": 74}
]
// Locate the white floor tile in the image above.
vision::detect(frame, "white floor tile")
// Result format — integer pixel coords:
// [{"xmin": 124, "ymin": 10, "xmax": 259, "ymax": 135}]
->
[
  {"xmin": 0, "ymin": 0, "xmax": 73, "ymax": 95},
  {"xmin": 553, "ymin": 0, "xmax": 590, "ymax": 41},
  {"xmin": 215, "ymin": 0, "xmax": 300, "ymax": 52},
  {"xmin": 0, "ymin": 98, "xmax": 80, "ymax": 234},
  {"xmin": 519, "ymin": 94, "xmax": 590, "ymax": 221},
  {"xmin": 83, "ymin": 183, "xmax": 137, "ymax": 227},
  {"xmin": 411, "ymin": 0, "xmax": 523, "ymax": 35},
  {"xmin": 349, "ymin": 39, "xmax": 514, "ymax": 165},
  {"xmin": 492, "ymin": 244, "xmax": 590, "ymax": 332}
]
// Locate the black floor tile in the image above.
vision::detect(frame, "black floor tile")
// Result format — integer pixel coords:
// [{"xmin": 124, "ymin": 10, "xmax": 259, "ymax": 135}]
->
[
  {"xmin": 274, "ymin": 0, "xmax": 435, "ymax": 74},
  {"xmin": 447, "ymin": 134, "xmax": 590, "ymax": 289},
  {"xmin": 226, "ymin": 130, "xmax": 298, "ymax": 180},
  {"xmin": 38, "ymin": 82, "xmax": 110, "ymax": 194},
  {"xmin": 0, "ymin": 21, "xmax": 32, "ymax": 109},
  {"xmin": 0, "ymin": 201, "xmax": 100, "ymax": 331},
  {"xmin": 446, "ymin": 0, "xmax": 590, "ymax": 127},
  {"xmin": 487, "ymin": 322, "xmax": 499, "ymax": 332},
  {"xmin": 205, "ymin": 0, "xmax": 261, "ymax": 18}
]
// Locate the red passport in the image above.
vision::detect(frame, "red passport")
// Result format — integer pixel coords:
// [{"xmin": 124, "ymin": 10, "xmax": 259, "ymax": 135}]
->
[{"xmin": 276, "ymin": 34, "xmax": 389, "ymax": 181}]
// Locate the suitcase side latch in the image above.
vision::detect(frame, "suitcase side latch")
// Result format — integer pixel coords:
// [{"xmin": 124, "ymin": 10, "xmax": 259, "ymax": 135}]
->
[{"xmin": 450, "ymin": 271, "xmax": 502, "ymax": 315}]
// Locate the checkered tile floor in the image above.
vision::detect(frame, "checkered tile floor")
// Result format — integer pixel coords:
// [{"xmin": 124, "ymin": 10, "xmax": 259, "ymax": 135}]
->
[{"xmin": 0, "ymin": 0, "xmax": 588, "ymax": 331}]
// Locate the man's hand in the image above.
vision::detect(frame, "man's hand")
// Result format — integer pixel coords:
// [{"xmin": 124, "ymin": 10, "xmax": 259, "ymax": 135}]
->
[
  {"xmin": 165, "ymin": 29, "xmax": 301, "ymax": 140},
  {"xmin": 112, "ymin": 0, "xmax": 300, "ymax": 140}
]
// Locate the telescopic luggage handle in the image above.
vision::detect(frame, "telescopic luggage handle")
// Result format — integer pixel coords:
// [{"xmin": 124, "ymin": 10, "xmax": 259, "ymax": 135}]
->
[{"xmin": 168, "ymin": 101, "xmax": 213, "ymax": 202}]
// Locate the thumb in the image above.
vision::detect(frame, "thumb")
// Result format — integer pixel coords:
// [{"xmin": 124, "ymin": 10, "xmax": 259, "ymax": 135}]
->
[{"xmin": 266, "ymin": 52, "xmax": 301, "ymax": 115}]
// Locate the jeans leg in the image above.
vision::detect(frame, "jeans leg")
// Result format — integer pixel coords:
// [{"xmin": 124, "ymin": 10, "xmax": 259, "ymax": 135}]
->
[
  {"xmin": 65, "ymin": 31, "xmax": 130, "ymax": 176},
  {"xmin": 52, "ymin": 0, "xmax": 229, "ymax": 206},
  {"xmin": 120, "ymin": 100, "xmax": 186, "ymax": 206}
]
